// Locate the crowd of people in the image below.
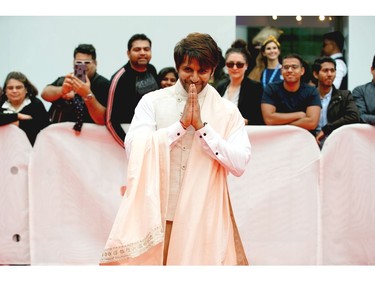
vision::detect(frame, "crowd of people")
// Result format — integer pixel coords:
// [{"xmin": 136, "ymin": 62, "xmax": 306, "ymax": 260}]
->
[
  {"xmin": 1, "ymin": 29, "xmax": 371, "ymax": 150},
  {"xmin": 1, "ymin": 29, "xmax": 375, "ymax": 265}
]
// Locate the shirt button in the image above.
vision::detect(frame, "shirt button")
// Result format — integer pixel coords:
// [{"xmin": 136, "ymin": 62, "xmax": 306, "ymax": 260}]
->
[
  {"xmin": 199, "ymin": 136, "xmax": 202, "ymax": 138},
  {"xmin": 177, "ymin": 133, "xmax": 180, "ymax": 136},
  {"xmin": 215, "ymin": 152, "xmax": 219, "ymax": 155},
  {"xmin": 182, "ymin": 166, "xmax": 186, "ymax": 170},
  {"xmin": 203, "ymin": 133, "xmax": 207, "ymax": 136}
]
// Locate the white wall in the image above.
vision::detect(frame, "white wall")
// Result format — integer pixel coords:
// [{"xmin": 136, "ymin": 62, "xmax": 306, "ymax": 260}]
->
[
  {"xmin": 1, "ymin": 16, "xmax": 374, "ymax": 104},
  {"xmin": 0, "ymin": 16, "xmax": 235, "ymax": 108},
  {"xmin": 347, "ymin": 16, "xmax": 375, "ymax": 90}
]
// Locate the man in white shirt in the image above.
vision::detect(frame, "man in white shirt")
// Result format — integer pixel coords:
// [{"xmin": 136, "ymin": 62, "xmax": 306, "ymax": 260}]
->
[
  {"xmin": 322, "ymin": 31, "xmax": 348, "ymax": 90},
  {"xmin": 100, "ymin": 32, "xmax": 251, "ymax": 266}
]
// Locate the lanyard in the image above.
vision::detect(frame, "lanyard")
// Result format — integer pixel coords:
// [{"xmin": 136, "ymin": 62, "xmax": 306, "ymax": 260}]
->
[{"xmin": 262, "ymin": 64, "xmax": 280, "ymax": 88}]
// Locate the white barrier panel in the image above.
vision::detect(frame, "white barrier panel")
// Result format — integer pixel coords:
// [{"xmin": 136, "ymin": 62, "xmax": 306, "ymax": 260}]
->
[
  {"xmin": 0, "ymin": 125, "xmax": 31, "ymax": 265},
  {"xmin": 4, "ymin": 122, "xmax": 375, "ymax": 265},
  {"xmin": 28, "ymin": 123, "xmax": 127, "ymax": 265},
  {"xmin": 228, "ymin": 126, "xmax": 321, "ymax": 265},
  {"xmin": 321, "ymin": 124, "xmax": 375, "ymax": 265}
]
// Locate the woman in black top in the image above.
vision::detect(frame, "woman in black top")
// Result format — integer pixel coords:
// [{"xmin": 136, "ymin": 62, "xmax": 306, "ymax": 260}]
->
[
  {"xmin": 216, "ymin": 39, "xmax": 264, "ymax": 125},
  {"xmin": 0, "ymin": 71, "xmax": 50, "ymax": 145}
]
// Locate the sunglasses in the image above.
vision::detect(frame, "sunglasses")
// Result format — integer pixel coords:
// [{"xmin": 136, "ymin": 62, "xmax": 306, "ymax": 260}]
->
[
  {"xmin": 74, "ymin": 60, "xmax": 93, "ymax": 65},
  {"xmin": 226, "ymin": 62, "xmax": 245, "ymax": 69}
]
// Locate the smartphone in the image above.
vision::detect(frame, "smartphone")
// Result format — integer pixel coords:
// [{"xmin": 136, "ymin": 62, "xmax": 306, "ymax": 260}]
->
[{"xmin": 74, "ymin": 63, "xmax": 87, "ymax": 82}]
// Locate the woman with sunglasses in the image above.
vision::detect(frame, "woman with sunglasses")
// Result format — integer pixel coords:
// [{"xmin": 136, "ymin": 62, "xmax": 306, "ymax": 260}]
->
[
  {"xmin": 215, "ymin": 39, "xmax": 265, "ymax": 125},
  {"xmin": 0, "ymin": 71, "xmax": 50, "ymax": 145}
]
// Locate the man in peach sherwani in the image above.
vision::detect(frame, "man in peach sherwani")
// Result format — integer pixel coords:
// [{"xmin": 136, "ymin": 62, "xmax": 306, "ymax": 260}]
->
[{"xmin": 100, "ymin": 33, "xmax": 251, "ymax": 265}]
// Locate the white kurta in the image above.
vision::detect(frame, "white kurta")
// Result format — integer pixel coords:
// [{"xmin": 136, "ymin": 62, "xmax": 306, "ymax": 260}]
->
[{"xmin": 101, "ymin": 80, "xmax": 251, "ymax": 265}]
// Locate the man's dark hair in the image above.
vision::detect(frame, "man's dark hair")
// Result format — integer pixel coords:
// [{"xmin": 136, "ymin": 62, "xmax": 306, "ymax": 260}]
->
[
  {"xmin": 323, "ymin": 31, "xmax": 345, "ymax": 52},
  {"xmin": 372, "ymin": 55, "xmax": 375, "ymax": 69},
  {"xmin": 74, "ymin": 44, "xmax": 96, "ymax": 60},
  {"xmin": 312, "ymin": 56, "xmax": 337, "ymax": 73},
  {"xmin": 282, "ymin": 53, "xmax": 305, "ymax": 66},
  {"xmin": 127, "ymin": 34, "xmax": 152, "ymax": 51},
  {"xmin": 174, "ymin": 33, "xmax": 220, "ymax": 71}
]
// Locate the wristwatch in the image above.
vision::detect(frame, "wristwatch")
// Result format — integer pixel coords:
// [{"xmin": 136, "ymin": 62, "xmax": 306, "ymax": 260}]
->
[{"xmin": 83, "ymin": 93, "xmax": 94, "ymax": 101}]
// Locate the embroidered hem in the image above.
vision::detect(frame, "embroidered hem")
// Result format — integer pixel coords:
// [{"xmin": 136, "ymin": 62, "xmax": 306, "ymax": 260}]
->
[{"xmin": 100, "ymin": 225, "xmax": 164, "ymax": 264}]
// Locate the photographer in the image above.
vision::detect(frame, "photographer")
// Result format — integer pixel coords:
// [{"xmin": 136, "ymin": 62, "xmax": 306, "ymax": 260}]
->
[{"xmin": 41, "ymin": 44, "xmax": 110, "ymax": 131}]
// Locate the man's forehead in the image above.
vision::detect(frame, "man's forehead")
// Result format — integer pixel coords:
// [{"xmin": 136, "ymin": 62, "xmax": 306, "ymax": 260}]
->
[
  {"xmin": 283, "ymin": 58, "xmax": 300, "ymax": 64},
  {"xmin": 131, "ymin": 40, "xmax": 150, "ymax": 48},
  {"xmin": 181, "ymin": 56, "xmax": 210, "ymax": 69},
  {"xmin": 321, "ymin": 62, "xmax": 335, "ymax": 69}
]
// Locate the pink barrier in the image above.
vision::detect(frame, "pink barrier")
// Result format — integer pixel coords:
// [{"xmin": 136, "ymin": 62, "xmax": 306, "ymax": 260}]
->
[
  {"xmin": 320, "ymin": 124, "xmax": 375, "ymax": 265},
  {"xmin": 229, "ymin": 126, "xmax": 320, "ymax": 265},
  {"xmin": 0, "ymin": 125, "xmax": 31, "ymax": 264},
  {"xmin": 28, "ymin": 123, "xmax": 127, "ymax": 265},
  {"xmin": 1, "ymin": 123, "xmax": 375, "ymax": 265}
]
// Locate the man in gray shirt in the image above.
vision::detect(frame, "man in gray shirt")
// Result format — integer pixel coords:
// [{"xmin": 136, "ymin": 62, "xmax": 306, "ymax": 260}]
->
[{"xmin": 352, "ymin": 55, "xmax": 375, "ymax": 125}]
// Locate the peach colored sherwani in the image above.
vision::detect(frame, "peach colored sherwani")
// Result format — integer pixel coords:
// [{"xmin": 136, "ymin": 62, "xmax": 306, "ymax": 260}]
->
[{"xmin": 100, "ymin": 81, "xmax": 250, "ymax": 265}]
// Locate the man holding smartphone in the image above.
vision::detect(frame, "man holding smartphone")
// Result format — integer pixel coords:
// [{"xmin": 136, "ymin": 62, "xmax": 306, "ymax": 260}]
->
[{"xmin": 41, "ymin": 44, "xmax": 110, "ymax": 127}]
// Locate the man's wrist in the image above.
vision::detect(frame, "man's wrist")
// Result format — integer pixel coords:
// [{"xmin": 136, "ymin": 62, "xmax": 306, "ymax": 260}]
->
[
  {"xmin": 180, "ymin": 120, "xmax": 188, "ymax": 130},
  {"xmin": 61, "ymin": 87, "xmax": 67, "ymax": 96},
  {"xmin": 83, "ymin": 93, "xmax": 95, "ymax": 102},
  {"xmin": 196, "ymin": 121, "xmax": 207, "ymax": 130}
]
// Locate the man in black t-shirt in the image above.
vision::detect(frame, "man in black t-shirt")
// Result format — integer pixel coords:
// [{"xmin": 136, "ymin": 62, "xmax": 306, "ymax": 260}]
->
[
  {"xmin": 261, "ymin": 54, "xmax": 322, "ymax": 133},
  {"xmin": 41, "ymin": 44, "xmax": 110, "ymax": 126}
]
